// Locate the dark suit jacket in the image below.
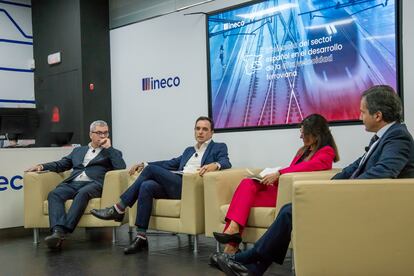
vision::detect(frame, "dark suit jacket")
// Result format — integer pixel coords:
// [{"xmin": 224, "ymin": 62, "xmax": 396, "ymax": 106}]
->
[
  {"xmin": 149, "ymin": 141, "xmax": 231, "ymax": 171},
  {"xmin": 333, "ymin": 123, "xmax": 414, "ymax": 179},
  {"xmin": 42, "ymin": 146, "xmax": 126, "ymax": 185}
]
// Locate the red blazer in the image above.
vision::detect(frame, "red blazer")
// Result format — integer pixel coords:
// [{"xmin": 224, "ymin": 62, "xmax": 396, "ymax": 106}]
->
[{"xmin": 279, "ymin": 145, "xmax": 335, "ymax": 175}]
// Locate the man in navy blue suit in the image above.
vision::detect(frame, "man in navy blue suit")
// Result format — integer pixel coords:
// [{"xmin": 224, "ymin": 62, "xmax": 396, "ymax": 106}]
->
[
  {"xmin": 92, "ymin": 116, "xmax": 232, "ymax": 254},
  {"xmin": 214, "ymin": 85, "xmax": 414, "ymax": 276},
  {"xmin": 26, "ymin": 120, "xmax": 126, "ymax": 249}
]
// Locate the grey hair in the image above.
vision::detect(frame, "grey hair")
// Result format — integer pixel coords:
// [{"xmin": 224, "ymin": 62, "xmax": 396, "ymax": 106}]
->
[{"xmin": 90, "ymin": 120, "xmax": 108, "ymax": 132}]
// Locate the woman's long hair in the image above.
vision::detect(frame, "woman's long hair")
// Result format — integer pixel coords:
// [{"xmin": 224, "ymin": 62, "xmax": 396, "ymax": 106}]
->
[{"xmin": 299, "ymin": 114, "xmax": 339, "ymax": 162}]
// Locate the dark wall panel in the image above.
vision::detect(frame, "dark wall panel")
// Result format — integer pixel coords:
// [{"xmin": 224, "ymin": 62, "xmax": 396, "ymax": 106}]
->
[{"xmin": 32, "ymin": 0, "xmax": 111, "ymax": 146}]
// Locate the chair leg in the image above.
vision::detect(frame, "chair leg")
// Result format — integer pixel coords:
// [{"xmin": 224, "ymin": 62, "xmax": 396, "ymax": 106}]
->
[
  {"xmin": 112, "ymin": 227, "xmax": 117, "ymax": 244},
  {"xmin": 128, "ymin": 226, "xmax": 134, "ymax": 234},
  {"xmin": 33, "ymin": 228, "xmax": 39, "ymax": 245},
  {"xmin": 193, "ymin": 235, "xmax": 198, "ymax": 254},
  {"xmin": 290, "ymin": 248, "xmax": 295, "ymax": 272},
  {"xmin": 216, "ymin": 241, "xmax": 220, "ymax": 252}
]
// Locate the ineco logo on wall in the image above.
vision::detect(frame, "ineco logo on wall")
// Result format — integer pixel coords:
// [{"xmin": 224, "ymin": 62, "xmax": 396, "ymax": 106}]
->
[
  {"xmin": 223, "ymin": 20, "xmax": 245, "ymax": 30},
  {"xmin": 142, "ymin": 76, "xmax": 181, "ymax": 91}
]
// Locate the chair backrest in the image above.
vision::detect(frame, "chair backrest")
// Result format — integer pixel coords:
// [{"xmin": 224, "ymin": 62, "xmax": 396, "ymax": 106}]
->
[{"xmin": 292, "ymin": 178, "xmax": 414, "ymax": 276}]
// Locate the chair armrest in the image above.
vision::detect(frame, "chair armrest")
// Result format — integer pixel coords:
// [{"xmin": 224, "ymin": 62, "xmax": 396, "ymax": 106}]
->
[
  {"xmin": 179, "ymin": 173, "xmax": 204, "ymax": 234},
  {"xmin": 24, "ymin": 171, "xmax": 64, "ymax": 227},
  {"xmin": 203, "ymin": 168, "xmax": 261, "ymax": 236},
  {"xmin": 100, "ymin": 169, "xmax": 130, "ymax": 207},
  {"xmin": 276, "ymin": 169, "xmax": 341, "ymax": 217},
  {"xmin": 292, "ymin": 178, "xmax": 414, "ymax": 276}
]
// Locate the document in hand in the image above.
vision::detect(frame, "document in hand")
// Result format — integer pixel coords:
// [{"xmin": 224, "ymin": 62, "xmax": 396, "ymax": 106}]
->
[{"xmin": 245, "ymin": 167, "xmax": 281, "ymax": 182}]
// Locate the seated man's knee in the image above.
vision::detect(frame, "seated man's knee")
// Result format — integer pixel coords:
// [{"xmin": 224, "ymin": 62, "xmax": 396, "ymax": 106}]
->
[
  {"xmin": 139, "ymin": 180, "xmax": 157, "ymax": 196},
  {"xmin": 47, "ymin": 189, "xmax": 61, "ymax": 201}
]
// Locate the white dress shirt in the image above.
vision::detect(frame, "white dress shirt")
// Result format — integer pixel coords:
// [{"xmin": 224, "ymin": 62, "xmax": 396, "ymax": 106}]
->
[
  {"xmin": 183, "ymin": 139, "xmax": 212, "ymax": 173},
  {"xmin": 73, "ymin": 143, "xmax": 102, "ymax": 181}
]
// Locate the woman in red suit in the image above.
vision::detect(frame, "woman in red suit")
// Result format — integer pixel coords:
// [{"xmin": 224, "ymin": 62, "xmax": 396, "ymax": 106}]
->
[{"xmin": 213, "ymin": 114, "xmax": 339, "ymax": 254}]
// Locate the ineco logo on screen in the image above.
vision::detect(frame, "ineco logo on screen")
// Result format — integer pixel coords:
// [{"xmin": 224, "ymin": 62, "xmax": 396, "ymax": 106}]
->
[
  {"xmin": 142, "ymin": 76, "xmax": 181, "ymax": 91},
  {"xmin": 223, "ymin": 21, "xmax": 245, "ymax": 30}
]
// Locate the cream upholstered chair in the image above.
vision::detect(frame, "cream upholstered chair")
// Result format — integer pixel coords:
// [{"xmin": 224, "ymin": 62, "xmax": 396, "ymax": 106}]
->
[
  {"xmin": 24, "ymin": 169, "xmax": 129, "ymax": 244},
  {"xmin": 292, "ymin": 178, "xmax": 414, "ymax": 276},
  {"xmin": 203, "ymin": 169, "xmax": 341, "ymax": 243},
  {"xmin": 128, "ymin": 172, "xmax": 205, "ymax": 252}
]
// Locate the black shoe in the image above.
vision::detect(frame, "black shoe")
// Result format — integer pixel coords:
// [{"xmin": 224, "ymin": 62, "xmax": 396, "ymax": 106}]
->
[
  {"xmin": 91, "ymin": 206, "xmax": 124, "ymax": 222},
  {"xmin": 124, "ymin": 236, "xmax": 148, "ymax": 255},
  {"xmin": 45, "ymin": 229, "xmax": 65, "ymax": 249},
  {"xmin": 209, "ymin": 250, "xmax": 240, "ymax": 270},
  {"xmin": 217, "ymin": 253, "xmax": 250, "ymax": 276},
  {"xmin": 213, "ymin": 232, "xmax": 242, "ymax": 244},
  {"xmin": 209, "ymin": 252, "xmax": 221, "ymax": 270}
]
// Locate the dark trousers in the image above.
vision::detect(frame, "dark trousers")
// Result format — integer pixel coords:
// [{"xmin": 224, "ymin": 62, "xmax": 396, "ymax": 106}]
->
[
  {"xmin": 236, "ymin": 203, "xmax": 292, "ymax": 275},
  {"xmin": 47, "ymin": 181, "xmax": 102, "ymax": 233},
  {"xmin": 120, "ymin": 165, "xmax": 182, "ymax": 229}
]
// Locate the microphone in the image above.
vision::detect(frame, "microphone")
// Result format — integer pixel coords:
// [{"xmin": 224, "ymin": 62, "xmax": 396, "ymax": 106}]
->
[
  {"xmin": 92, "ymin": 149, "xmax": 96, "ymax": 153},
  {"xmin": 195, "ymin": 153, "xmax": 198, "ymax": 158},
  {"xmin": 364, "ymin": 146, "xmax": 369, "ymax": 152}
]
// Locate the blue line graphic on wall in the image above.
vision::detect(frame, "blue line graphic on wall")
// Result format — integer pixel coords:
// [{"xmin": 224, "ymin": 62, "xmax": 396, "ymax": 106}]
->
[
  {"xmin": 0, "ymin": 99, "xmax": 35, "ymax": 104},
  {"xmin": 0, "ymin": 38, "xmax": 32, "ymax": 45},
  {"xmin": 0, "ymin": 66, "xmax": 33, "ymax": 73},
  {"xmin": 0, "ymin": 8, "xmax": 33, "ymax": 39},
  {"xmin": 0, "ymin": 1, "xmax": 31, "ymax": 8}
]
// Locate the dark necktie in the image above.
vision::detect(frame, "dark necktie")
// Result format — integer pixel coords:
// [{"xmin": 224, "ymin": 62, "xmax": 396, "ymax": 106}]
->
[
  {"xmin": 351, "ymin": 134, "xmax": 379, "ymax": 179},
  {"xmin": 365, "ymin": 134, "xmax": 379, "ymax": 153}
]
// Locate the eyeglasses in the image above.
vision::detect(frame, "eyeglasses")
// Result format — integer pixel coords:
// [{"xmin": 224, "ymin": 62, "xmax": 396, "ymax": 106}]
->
[{"xmin": 92, "ymin": 131, "xmax": 109, "ymax": 137}]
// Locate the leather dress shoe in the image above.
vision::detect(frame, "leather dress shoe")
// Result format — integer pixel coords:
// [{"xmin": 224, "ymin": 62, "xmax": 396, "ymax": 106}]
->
[
  {"xmin": 124, "ymin": 236, "xmax": 148, "ymax": 255},
  {"xmin": 45, "ymin": 229, "xmax": 65, "ymax": 249},
  {"xmin": 217, "ymin": 253, "xmax": 250, "ymax": 276},
  {"xmin": 91, "ymin": 206, "xmax": 124, "ymax": 222},
  {"xmin": 209, "ymin": 250, "xmax": 241, "ymax": 270},
  {"xmin": 213, "ymin": 232, "xmax": 242, "ymax": 244}
]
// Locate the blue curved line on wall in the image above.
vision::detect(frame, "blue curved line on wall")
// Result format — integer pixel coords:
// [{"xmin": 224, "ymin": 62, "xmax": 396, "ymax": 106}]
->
[
  {"xmin": 0, "ymin": 99, "xmax": 35, "ymax": 104},
  {"xmin": 0, "ymin": 1, "xmax": 31, "ymax": 8},
  {"xmin": 0, "ymin": 66, "xmax": 33, "ymax": 72},
  {"xmin": 0, "ymin": 38, "xmax": 32, "ymax": 45},
  {"xmin": 0, "ymin": 8, "xmax": 33, "ymax": 39}
]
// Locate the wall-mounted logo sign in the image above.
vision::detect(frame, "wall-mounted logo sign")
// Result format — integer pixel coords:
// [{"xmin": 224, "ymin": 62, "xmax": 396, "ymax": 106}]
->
[
  {"xmin": 142, "ymin": 76, "xmax": 181, "ymax": 91},
  {"xmin": 0, "ymin": 175, "xmax": 23, "ymax": 191}
]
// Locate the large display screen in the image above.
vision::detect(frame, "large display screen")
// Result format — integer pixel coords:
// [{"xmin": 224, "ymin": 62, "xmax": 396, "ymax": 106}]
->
[{"xmin": 207, "ymin": 0, "xmax": 400, "ymax": 131}]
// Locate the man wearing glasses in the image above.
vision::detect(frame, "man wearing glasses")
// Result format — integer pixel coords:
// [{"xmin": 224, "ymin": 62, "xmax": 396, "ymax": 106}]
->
[{"xmin": 26, "ymin": 120, "xmax": 126, "ymax": 249}]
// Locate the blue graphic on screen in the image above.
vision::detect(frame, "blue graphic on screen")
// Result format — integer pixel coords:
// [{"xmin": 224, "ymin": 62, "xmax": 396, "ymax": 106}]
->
[{"xmin": 207, "ymin": 0, "xmax": 398, "ymax": 130}]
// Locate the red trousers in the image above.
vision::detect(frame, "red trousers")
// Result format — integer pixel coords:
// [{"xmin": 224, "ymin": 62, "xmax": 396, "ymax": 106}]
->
[{"xmin": 224, "ymin": 178, "xmax": 278, "ymax": 234}]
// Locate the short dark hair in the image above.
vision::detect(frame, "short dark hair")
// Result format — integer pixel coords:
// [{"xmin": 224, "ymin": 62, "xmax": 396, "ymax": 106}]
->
[
  {"xmin": 362, "ymin": 85, "xmax": 402, "ymax": 123},
  {"xmin": 195, "ymin": 116, "xmax": 214, "ymax": 131}
]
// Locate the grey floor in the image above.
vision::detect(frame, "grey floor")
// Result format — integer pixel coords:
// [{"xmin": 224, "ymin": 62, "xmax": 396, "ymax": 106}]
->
[{"xmin": 0, "ymin": 225, "xmax": 293, "ymax": 276}]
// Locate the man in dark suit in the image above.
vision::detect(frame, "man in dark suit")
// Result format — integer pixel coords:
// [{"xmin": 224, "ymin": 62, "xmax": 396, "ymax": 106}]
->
[
  {"xmin": 91, "ymin": 116, "xmax": 232, "ymax": 254},
  {"xmin": 26, "ymin": 120, "xmax": 126, "ymax": 249},
  {"xmin": 215, "ymin": 85, "xmax": 414, "ymax": 276}
]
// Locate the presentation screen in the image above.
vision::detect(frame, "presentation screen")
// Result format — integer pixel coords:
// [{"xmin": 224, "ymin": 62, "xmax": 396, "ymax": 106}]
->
[{"xmin": 207, "ymin": 0, "xmax": 400, "ymax": 131}]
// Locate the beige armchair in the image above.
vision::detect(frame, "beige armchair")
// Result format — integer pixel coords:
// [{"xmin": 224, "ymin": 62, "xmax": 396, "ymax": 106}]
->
[
  {"xmin": 24, "ymin": 169, "xmax": 129, "ymax": 244},
  {"xmin": 292, "ymin": 178, "xmax": 414, "ymax": 276},
  {"xmin": 128, "ymin": 172, "xmax": 204, "ymax": 252},
  {"xmin": 203, "ymin": 168, "xmax": 341, "ymax": 243}
]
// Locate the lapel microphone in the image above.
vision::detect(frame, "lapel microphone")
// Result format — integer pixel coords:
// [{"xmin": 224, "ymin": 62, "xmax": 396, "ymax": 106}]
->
[
  {"xmin": 92, "ymin": 149, "xmax": 96, "ymax": 153},
  {"xmin": 195, "ymin": 153, "xmax": 198, "ymax": 158}
]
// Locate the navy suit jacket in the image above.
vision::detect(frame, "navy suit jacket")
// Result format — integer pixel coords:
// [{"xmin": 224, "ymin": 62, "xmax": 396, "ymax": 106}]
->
[
  {"xmin": 42, "ymin": 146, "xmax": 126, "ymax": 185},
  {"xmin": 333, "ymin": 123, "xmax": 414, "ymax": 179},
  {"xmin": 148, "ymin": 141, "xmax": 231, "ymax": 171}
]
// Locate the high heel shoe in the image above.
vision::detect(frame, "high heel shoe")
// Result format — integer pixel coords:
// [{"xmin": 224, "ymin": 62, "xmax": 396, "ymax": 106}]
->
[{"xmin": 213, "ymin": 232, "xmax": 242, "ymax": 244}]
